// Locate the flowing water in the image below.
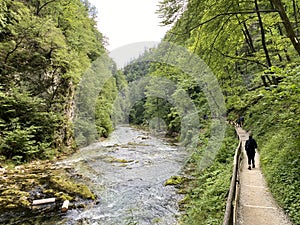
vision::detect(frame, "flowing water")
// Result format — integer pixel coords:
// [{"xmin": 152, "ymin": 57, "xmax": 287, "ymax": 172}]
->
[{"xmin": 57, "ymin": 126, "xmax": 189, "ymax": 225}]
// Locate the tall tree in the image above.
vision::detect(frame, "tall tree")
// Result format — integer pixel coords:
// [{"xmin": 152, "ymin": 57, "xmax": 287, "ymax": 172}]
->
[
  {"xmin": 255, "ymin": 0, "xmax": 272, "ymax": 67},
  {"xmin": 270, "ymin": 0, "xmax": 300, "ymax": 55}
]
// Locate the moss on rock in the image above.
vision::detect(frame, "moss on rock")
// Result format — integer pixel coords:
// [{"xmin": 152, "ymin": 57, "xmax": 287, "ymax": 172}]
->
[
  {"xmin": 49, "ymin": 175, "xmax": 95, "ymax": 200},
  {"xmin": 164, "ymin": 176, "xmax": 185, "ymax": 186},
  {"xmin": 0, "ymin": 159, "xmax": 96, "ymax": 218}
]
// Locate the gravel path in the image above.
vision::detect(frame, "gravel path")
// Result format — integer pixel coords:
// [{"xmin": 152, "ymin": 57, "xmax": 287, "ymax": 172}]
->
[{"xmin": 236, "ymin": 127, "xmax": 293, "ymax": 225}]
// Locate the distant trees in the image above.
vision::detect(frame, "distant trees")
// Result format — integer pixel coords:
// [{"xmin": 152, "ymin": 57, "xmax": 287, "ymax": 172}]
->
[{"xmin": 123, "ymin": 49, "xmax": 210, "ymax": 142}]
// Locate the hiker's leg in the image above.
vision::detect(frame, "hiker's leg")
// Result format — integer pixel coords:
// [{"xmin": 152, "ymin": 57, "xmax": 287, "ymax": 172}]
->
[
  {"xmin": 252, "ymin": 155, "xmax": 255, "ymax": 168},
  {"xmin": 247, "ymin": 155, "xmax": 251, "ymax": 165},
  {"xmin": 247, "ymin": 154, "xmax": 251, "ymax": 169}
]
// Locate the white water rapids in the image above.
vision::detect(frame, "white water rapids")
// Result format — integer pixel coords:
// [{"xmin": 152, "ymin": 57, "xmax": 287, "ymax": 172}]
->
[{"xmin": 59, "ymin": 126, "xmax": 189, "ymax": 225}]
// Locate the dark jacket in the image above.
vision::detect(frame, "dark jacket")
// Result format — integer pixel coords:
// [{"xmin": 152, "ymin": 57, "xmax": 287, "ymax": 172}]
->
[{"xmin": 245, "ymin": 136, "xmax": 257, "ymax": 155}]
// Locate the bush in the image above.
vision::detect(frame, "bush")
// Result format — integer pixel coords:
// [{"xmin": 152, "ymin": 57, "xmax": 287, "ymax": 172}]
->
[{"xmin": 0, "ymin": 88, "xmax": 62, "ymax": 162}]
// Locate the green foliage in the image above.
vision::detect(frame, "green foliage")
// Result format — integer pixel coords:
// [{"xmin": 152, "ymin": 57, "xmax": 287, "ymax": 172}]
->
[
  {"xmin": 180, "ymin": 126, "xmax": 237, "ymax": 225},
  {"xmin": 0, "ymin": 87, "xmax": 61, "ymax": 161},
  {"xmin": 95, "ymin": 76, "xmax": 117, "ymax": 138},
  {"xmin": 74, "ymin": 55, "xmax": 126, "ymax": 146},
  {"xmin": 157, "ymin": 1, "xmax": 300, "ymax": 221},
  {"xmin": 0, "ymin": 0, "xmax": 110, "ymax": 162},
  {"xmin": 1, "ymin": 126, "xmax": 39, "ymax": 162},
  {"xmin": 124, "ymin": 56, "xmax": 210, "ymax": 143},
  {"xmin": 260, "ymin": 130, "xmax": 300, "ymax": 222},
  {"xmin": 243, "ymin": 66, "xmax": 300, "ymax": 224},
  {"xmin": 161, "ymin": 0, "xmax": 300, "ymax": 102},
  {"xmin": 123, "ymin": 61, "xmax": 151, "ymax": 82}
]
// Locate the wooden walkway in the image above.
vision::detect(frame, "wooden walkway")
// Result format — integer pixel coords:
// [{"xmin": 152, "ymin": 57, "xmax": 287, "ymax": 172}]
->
[{"xmin": 236, "ymin": 127, "xmax": 293, "ymax": 225}]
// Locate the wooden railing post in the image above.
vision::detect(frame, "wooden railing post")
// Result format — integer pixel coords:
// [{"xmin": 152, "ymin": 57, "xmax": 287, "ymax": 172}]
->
[{"xmin": 223, "ymin": 140, "xmax": 242, "ymax": 225}]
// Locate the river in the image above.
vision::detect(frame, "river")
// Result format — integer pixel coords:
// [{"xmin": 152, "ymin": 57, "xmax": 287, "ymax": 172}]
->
[{"xmin": 56, "ymin": 126, "xmax": 188, "ymax": 225}]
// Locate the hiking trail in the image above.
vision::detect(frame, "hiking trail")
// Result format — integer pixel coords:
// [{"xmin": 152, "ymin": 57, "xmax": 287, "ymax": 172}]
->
[{"xmin": 236, "ymin": 127, "xmax": 293, "ymax": 225}]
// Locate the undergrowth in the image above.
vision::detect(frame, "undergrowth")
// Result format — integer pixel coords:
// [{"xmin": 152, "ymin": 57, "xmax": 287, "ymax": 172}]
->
[
  {"xmin": 180, "ymin": 125, "xmax": 237, "ymax": 225},
  {"xmin": 243, "ymin": 66, "xmax": 300, "ymax": 224}
]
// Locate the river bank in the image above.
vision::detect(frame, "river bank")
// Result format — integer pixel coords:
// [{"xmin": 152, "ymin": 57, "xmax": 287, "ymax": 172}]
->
[{"xmin": 0, "ymin": 159, "xmax": 97, "ymax": 224}]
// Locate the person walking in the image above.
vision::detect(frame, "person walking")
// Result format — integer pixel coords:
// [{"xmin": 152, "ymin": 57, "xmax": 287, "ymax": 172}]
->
[
  {"xmin": 236, "ymin": 116, "xmax": 244, "ymax": 127},
  {"xmin": 245, "ymin": 132, "xmax": 257, "ymax": 170}
]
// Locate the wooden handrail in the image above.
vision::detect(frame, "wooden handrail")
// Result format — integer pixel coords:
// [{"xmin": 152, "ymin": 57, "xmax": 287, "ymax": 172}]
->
[{"xmin": 222, "ymin": 139, "xmax": 242, "ymax": 225}]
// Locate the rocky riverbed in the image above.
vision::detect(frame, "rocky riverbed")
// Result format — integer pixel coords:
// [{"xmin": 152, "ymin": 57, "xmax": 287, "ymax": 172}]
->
[{"xmin": 0, "ymin": 160, "xmax": 96, "ymax": 224}]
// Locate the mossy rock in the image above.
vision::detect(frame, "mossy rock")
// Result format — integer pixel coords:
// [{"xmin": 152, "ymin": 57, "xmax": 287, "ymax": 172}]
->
[
  {"xmin": 104, "ymin": 156, "xmax": 134, "ymax": 163},
  {"xmin": 164, "ymin": 176, "xmax": 185, "ymax": 186},
  {"xmin": 49, "ymin": 175, "xmax": 95, "ymax": 200},
  {"xmin": 5, "ymin": 204, "xmax": 18, "ymax": 209},
  {"xmin": 152, "ymin": 217, "xmax": 162, "ymax": 223},
  {"xmin": 0, "ymin": 190, "xmax": 31, "ymax": 211},
  {"xmin": 42, "ymin": 189, "xmax": 55, "ymax": 195},
  {"xmin": 19, "ymin": 196, "xmax": 31, "ymax": 208},
  {"xmin": 0, "ymin": 159, "xmax": 97, "ymax": 220},
  {"xmin": 2, "ymin": 189, "xmax": 29, "ymax": 197},
  {"xmin": 178, "ymin": 196, "xmax": 189, "ymax": 211},
  {"xmin": 54, "ymin": 192, "xmax": 74, "ymax": 201}
]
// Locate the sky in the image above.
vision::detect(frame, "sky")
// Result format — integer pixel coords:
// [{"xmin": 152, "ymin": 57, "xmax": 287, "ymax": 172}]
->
[{"xmin": 88, "ymin": 0, "xmax": 170, "ymax": 51}]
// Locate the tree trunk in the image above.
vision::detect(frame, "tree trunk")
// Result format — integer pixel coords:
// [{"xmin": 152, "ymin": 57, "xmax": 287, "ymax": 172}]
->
[
  {"xmin": 261, "ymin": 75, "xmax": 268, "ymax": 87},
  {"xmin": 236, "ymin": 12, "xmax": 256, "ymax": 54},
  {"xmin": 243, "ymin": 22, "xmax": 256, "ymax": 53},
  {"xmin": 292, "ymin": 0, "xmax": 299, "ymax": 36},
  {"xmin": 284, "ymin": 49, "xmax": 291, "ymax": 61},
  {"xmin": 255, "ymin": 0, "xmax": 272, "ymax": 68},
  {"xmin": 270, "ymin": 0, "xmax": 300, "ymax": 56},
  {"xmin": 265, "ymin": 74, "xmax": 273, "ymax": 84},
  {"xmin": 277, "ymin": 53, "xmax": 283, "ymax": 62},
  {"xmin": 269, "ymin": 0, "xmax": 292, "ymax": 62}
]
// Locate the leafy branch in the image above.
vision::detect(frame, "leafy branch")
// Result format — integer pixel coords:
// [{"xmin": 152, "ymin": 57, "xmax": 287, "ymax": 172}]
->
[
  {"xmin": 175, "ymin": 9, "xmax": 278, "ymax": 34},
  {"xmin": 213, "ymin": 48, "xmax": 269, "ymax": 68}
]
